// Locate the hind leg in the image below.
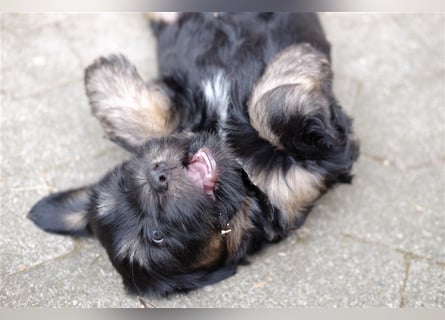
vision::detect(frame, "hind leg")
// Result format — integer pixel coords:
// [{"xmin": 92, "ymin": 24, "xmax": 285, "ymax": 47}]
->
[{"xmin": 228, "ymin": 43, "xmax": 358, "ymax": 228}]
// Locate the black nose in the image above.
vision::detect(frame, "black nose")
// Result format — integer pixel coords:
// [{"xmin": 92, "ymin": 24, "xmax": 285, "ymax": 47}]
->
[{"xmin": 148, "ymin": 162, "xmax": 170, "ymax": 191}]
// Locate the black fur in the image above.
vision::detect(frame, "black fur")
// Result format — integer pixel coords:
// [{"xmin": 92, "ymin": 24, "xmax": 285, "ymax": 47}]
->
[{"xmin": 28, "ymin": 13, "xmax": 358, "ymax": 297}]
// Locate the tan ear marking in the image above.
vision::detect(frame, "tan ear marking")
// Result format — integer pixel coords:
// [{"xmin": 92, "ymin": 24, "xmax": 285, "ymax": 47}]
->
[{"xmin": 62, "ymin": 211, "xmax": 88, "ymax": 231}]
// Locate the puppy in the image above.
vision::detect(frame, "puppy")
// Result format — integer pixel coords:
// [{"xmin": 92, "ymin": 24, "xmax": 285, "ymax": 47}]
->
[{"xmin": 28, "ymin": 13, "xmax": 359, "ymax": 297}]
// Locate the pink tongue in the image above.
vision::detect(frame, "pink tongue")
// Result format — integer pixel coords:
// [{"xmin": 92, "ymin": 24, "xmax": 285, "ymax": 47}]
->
[{"xmin": 186, "ymin": 149, "xmax": 217, "ymax": 197}]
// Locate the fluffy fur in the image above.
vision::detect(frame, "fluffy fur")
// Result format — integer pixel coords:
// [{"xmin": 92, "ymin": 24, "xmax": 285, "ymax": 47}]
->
[{"xmin": 28, "ymin": 12, "xmax": 358, "ymax": 297}]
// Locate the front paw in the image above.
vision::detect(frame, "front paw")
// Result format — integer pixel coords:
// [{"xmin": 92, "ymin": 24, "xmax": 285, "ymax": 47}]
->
[{"xmin": 84, "ymin": 54, "xmax": 177, "ymax": 151}]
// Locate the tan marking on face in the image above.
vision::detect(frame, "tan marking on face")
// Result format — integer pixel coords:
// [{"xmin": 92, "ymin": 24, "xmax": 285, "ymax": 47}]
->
[
  {"xmin": 191, "ymin": 235, "xmax": 225, "ymax": 270},
  {"xmin": 225, "ymin": 198, "xmax": 254, "ymax": 258}
]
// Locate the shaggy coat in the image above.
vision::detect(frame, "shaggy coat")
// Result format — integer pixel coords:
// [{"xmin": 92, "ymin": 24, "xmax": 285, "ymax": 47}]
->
[{"xmin": 29, "ymin": 12, "xmax": 358, "ymax": 297}]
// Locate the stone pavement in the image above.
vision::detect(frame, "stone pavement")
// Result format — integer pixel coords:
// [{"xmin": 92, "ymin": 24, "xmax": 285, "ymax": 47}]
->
[{"xmin": 1, "ymin": 13, "xmax": 444, "ymax": 308}]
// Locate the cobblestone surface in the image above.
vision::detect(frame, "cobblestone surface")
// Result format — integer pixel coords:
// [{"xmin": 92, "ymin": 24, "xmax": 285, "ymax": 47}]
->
[{"xmin": 1, "ymin": 13, "xmax": 444, "ymax": 307}]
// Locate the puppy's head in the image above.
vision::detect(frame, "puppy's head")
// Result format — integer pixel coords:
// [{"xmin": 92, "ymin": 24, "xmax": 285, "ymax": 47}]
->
[
  {"xmin": 92, "ymin": 133, "xmax": 249, "ymax": 295},
  {"xmin": 28, "ymin": 133, "xmax": 249, "ymax": 296}
]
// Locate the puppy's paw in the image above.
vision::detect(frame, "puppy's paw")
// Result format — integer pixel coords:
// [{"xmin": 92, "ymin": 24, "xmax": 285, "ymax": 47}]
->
[
  {"xmin": 248, "ymin": 43, "xmax": 333, "ymax": 150},
  {"xmin": 85, "ymin": 54, "xmax": 177, "ymax": 151}
]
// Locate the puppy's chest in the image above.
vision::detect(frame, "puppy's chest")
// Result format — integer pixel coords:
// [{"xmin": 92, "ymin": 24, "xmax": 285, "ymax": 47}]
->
[{"xmin": 200, "ymin": 70, "xmax": 231, "ymax": 125}]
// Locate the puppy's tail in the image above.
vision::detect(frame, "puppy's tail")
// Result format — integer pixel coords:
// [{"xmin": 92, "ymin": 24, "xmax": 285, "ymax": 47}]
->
[{"xmin": 27, "ymin": 186, "xmax": 92, "ymax": 236}]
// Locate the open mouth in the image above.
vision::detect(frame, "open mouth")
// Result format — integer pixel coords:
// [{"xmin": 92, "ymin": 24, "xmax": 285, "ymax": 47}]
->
[{"xmin": 186, "ymin": 147, "xmax": 218, "ymax": 199}]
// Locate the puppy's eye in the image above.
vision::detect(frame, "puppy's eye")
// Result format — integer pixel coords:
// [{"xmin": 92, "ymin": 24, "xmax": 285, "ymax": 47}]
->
[{"xmin": 152, "ymin": 230, "xmax": 164, "ymax": 245}]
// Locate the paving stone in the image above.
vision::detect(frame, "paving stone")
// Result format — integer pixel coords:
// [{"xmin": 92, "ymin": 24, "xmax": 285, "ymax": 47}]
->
[
  {"xmin": 305, "ymin": 158, "xmax": 445, "ymax": 263},
  {"xmin": 320, "ymin": 13, "xmax": 445, "ymax": 169},
  {"xmin": 1, "ymin": 18, "xmax": 82, "ymax": 99},
  {"xmin": 0, "ymin": 175, "xmax": 75, "ymax": 277},
  {"xmin": 0, "ymin": 239, "xmax": 140, "ymax": 307},
  {"xmin": 1, "ymin": 13, "xmax": 67, "ymax": 36},
  {"xmin": 152, "ymin": 232, "xmax": 405, "ymax": 307},
  {"xmin": 41, "ymin": 146, "xmax": 130, "ymax": 194},
  {"xmin": 1, "ymin": 126, "xmax": 128, "ymax": 277},
  {"xmin": 0, "ymin": 150, "xmax": 129, "ymax": 298},
  {"xmin": 352, "ymin": 75, "xmax": 444, "ymax": 170},
  {"xmin": 320, "ymin": 14, "xmax": 444, "ymax": 86},
  {"xmin": 404, "ymin": 260, "xmax": 445, "ymax": 307},
  {"xmin": 57, "ymin": 13, "xmax": 158, "ymax": 80},
  {"xmin": 1, "ymin": 81, "xmax": 118, "ymax": 177}
]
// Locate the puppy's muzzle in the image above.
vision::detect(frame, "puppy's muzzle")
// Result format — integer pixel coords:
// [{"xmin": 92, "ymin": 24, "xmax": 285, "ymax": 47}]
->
[{"xmin": 148, "ymin": 162, "xmax": 171, "ymax": 191}]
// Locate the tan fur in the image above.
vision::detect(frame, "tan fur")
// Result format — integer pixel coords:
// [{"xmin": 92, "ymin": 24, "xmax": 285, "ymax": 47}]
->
[
  {"xmin": 90, "ymin": 82, "xmax": 177, "ymax": 144},
  {"xmin": 86, "ymin": 55, "xmax": 178, "ymax": 149},
  {"xmin": 191, "ymin": 235, "xmax": 225, "ymax": 270},
  {"xmin": 63, "ymin": 211, "xmax": 88, "ymax": 231},
  {"xmin": 248, "ymin": 43, "xmax": 332, "ymax": 149},
  {"xmin": 225, "ymin": 199, "xmax": 254, "ymax": 258},
  {"xmin": 245, "ymin": 164, "xmax": 324, "ymax": 227}
]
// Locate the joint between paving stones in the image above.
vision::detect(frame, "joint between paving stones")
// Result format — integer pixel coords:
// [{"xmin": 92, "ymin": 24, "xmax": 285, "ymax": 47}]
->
[
  {"xmin": 360, "ymin": 152, "xmax": 445, "ymax": 171},
  {"xmin": 337, "ymin": 232, "xmax": 444, "ymax": 266},
  {"xmin": 0, "ymin": 239, "xmax": 85, "ymax": 280},
  {"xmin": 54, "ymin": 21, "xmax": 85, "ymax": 70},
  {"xmin": 399, "ymin": 252, "xmax": 413, "ymax": 307},
  {"xmin": 5, "ymin": 79, "xmax": 80, "ymax": 101}
]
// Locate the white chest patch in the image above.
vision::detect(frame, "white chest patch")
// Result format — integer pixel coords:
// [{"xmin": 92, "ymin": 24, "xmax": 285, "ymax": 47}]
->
[{"xmin": 201, "ymin": 71, "xmax": 230, "ymax": 124}]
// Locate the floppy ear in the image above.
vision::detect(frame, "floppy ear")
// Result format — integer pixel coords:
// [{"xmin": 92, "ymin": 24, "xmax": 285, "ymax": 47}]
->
[
  {"xmin": 84, "ymin": 54, "xmax": 178, "ymax": 152},
  {"xmin": 27, "ymin": 186, "xmax": 92, "ymax": 236}
]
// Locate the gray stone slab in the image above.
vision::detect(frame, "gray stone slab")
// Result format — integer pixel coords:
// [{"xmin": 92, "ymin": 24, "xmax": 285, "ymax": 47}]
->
[
  {"xmin": 404, "ymin": 260, "xmax": 445, "ymax": 307},
  {"xmin": 1, "ymin": 17, "xmax": 82, "ymax": 99},
  {"xmin": 320, "ymin": 14, "xmax": 445, "ymax": 85},
  {"xmin": 1, "ymin": 81, "xmax": 117, "ymax": 177},
  {"xmin": 40, "ymin": 145, "xmax": 129, "ymax": 194},
  {"xmin": 57, "ymin": 13, "xmax": 158, "ymax": 80},
  {"xmin": 1, "ymin": 140, "xmax": 128, "ymax": 270},
  {"xmin": 0, "ymin": 175, "xmax": 75, "ymax": 277},
  {"xmin": 152, "ymin": 232, "xmax": 405, "ymax": 307},
  {"xmin": 352, "ymin": 75, "xmax": 444, "ymax": 170},
  {"xmin": 0, "ymin": 148, "xmax": 130, "ymax": 301},
  {"xmin": 0, "ymin": 239, "xmax": 140, "ymax": 307},
  {"xmin": 1, "ymin": 13, "xmax": 67, "ymax": 36},
  {"xmin": 320, "ymin": 13, "xmax": 445, "ymax": 169},
  {"xmin": 305, "ymin": 158, "xmax": 445, "ymax": 263}
]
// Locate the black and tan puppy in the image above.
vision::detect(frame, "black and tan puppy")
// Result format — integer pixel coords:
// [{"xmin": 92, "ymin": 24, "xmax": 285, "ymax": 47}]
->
[{"xmin": 28, "ymin": 12, "xmax": 359, "ymax": 297}]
